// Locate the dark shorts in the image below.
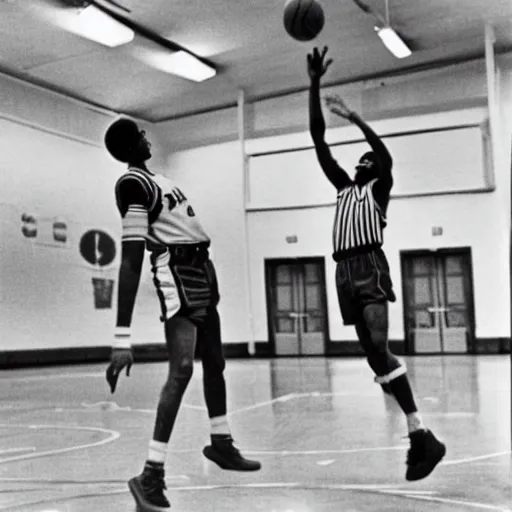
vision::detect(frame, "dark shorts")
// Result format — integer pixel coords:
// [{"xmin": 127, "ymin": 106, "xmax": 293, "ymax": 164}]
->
[{"xmin": 335, "ymin": 247, "xmax": 396, "ymax": 325}]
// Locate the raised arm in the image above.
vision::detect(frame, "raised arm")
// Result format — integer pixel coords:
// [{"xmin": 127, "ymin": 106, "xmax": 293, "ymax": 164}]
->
[
  {"xmin": 349, "ymin": 110, "xmax": 392, "ymax": 182},
  {"xmin": 325, "ymin": 95, "xmax": 393, "ymax": 190},
  {"xmin": 308, "ymin": 47, "xmax": 351, "ymax": 191}
]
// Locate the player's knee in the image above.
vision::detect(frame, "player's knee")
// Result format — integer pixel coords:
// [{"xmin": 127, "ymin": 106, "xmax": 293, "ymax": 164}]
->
[
  {"xmin": 367, "ymin": 348, "xmax": 401, "ymax": 377},
  {"xmin": 369, "ymin": 328, "xmax": 388, "ymax": 349},
  {"xmin": 365, "ymin": 355, "xmax": 384, "ymax": 376},
  {"xmin": 172, "ymin": 357, "xmax": 194, "ymax": 382},
  {"xmin": 374, "ymin": 357, "xmax": 406, "ymax": 384},
  {"xmin": 362, "ymin": 334, "xmax": 387, "ymax": 359}
]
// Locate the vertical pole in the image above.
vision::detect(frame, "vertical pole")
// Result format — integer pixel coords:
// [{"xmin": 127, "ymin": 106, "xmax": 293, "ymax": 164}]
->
[
  {"xmin": 485, "ymin": 23, "xmax": 498, "ymax": 189},
  {"xmin": 384, "ymin": 0, "xmax": 390, "ymax": 25},
  {"xmin": 238, "ymin": 89, "xmax": 256, "ymax": 356},
  {"xmin": 485, "ymin": 23, "xmax": 511, "ymax": 446}
]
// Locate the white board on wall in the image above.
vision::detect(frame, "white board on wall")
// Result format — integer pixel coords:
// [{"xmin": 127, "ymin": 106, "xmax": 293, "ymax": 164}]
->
[{"xmin": 247, "ymin": 125, "xmax": 492, "ymax": 210}]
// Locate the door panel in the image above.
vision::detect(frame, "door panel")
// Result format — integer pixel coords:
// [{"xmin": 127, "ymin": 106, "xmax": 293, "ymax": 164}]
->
[
  {"xmin": 268, "ymin": 259, "xmax": 327, "ymax": 356},
  {"xmin": 274, "ymin": 265, "xmax": 300, "ymax": 355},
  {"xmin": 438, "ymin": 255, "xmax": 468, "ymax": 352},
  {"xmin": 402, "ymin": 250, "xmax": 473, "ymax": 354},
  {"xmin": 301, "ymin": 263, "xmax": 326, "ymax": 355},
  {"xmin": 406, "ymin": 255, "xmax": 442, "ymax": 353}
]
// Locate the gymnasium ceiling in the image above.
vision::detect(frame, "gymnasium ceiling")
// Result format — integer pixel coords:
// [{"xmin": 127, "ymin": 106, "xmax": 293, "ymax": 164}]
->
[{"xmin": 1, "ymin": 0, "xmax": 512, "ymax": 122}]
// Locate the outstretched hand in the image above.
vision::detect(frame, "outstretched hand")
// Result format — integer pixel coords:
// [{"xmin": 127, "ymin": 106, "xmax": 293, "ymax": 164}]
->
[
  {"xmin": 324, "ymin": 94, "xmax": 354, "ymax": 120},
  {"xmin": 307, "ymin": 46, "xmax": 333, "ymax": 81},
  {"xmin": 106, "ymin": 348, "xmax": 133, "ymax": 393}
]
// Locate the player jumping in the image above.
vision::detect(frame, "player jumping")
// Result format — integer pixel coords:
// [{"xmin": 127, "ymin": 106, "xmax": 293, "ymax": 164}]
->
[
  {"xmin": 104, "ymin": 119, "xmax": 261, "ymax": 511},
  {"xmin": 307, "ymin": 46, "xmax": 446, "ymax": 481}
]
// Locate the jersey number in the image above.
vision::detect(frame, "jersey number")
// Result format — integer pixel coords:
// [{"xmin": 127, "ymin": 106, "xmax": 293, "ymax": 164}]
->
[{"xmin": 164, "ymin": 188, "xmax": 186, "ymax": 210}]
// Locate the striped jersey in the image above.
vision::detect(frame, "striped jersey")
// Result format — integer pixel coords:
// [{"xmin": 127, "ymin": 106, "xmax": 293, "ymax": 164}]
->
[
  {"xmin": 332, "ymin": 179, "xmax": 386, "ymax": 254},
  {"xmin": 115, "ymin": 167, "xmax": 210, "ymax": 247}
]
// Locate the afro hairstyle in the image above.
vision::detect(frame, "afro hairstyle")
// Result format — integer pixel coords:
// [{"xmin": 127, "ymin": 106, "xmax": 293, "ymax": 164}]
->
[{"xmin": 104, "ymin": 118, "xmax": 141, "ymax": 163}]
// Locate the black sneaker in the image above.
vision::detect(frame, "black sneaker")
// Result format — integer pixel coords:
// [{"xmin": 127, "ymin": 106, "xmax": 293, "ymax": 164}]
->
[
  {"xmin": 406, "ymin": 429, "xmax": 446, "ymax": 481},
  {"xmin": 203, "ymin": 434, "xmax": 261, "ymax": 471},
  {"xmin": 128, "ymin": 466, "xmax": 170, "ymax": 511}
]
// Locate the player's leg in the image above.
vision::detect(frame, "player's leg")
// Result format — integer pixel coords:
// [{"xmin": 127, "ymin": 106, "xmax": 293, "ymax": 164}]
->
[
  {"xmin": 197, "ymin": 305, "xmax": 261, "ymax": 471},
  {"xmin": 361, "ymin": 302, "xmax": 445, "ymax": 480},
  {"xmin": 334, "ymin": 259, "xmax": 360, "ymax": 326},
  {"xmin": 356, "ymin": 251, "xmax": 424, "ymax": 415},
  {"xmin": 354, "ymin": 320, "xmax": 392, "ymax": 394},
  {"xmin": 335, "ymin": 257, "xmax": 391, "ymax": 386},
  {"xmin": 362, "ymin": 302, "xmax": 419, "ymax": 415},
  {"xmin": 359, "ymin": 249, "xmax": 446, "ymax": 480},
  {"xmin": 129, "ymin": 315, "xmax": 197, "ymax": 510}
]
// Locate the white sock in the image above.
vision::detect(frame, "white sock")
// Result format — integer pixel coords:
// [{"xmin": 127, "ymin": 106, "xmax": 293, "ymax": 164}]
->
[
  {"xmin": 148, "ymin": 439, "xmax": 168, "ymax": 464},
  {"xmin": 210, "ymin": 415, "xmax": 230, "ymax": 436},
  {"xmin": 406, "ymin": 412, "xmax": 426, "ymax": 433}
]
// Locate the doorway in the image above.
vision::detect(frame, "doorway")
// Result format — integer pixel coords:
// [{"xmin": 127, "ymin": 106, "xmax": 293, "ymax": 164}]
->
[
  {"xmin": 265, "ymin": 258, "xmax": 329, "ymax": 356},
  {"xmin": 401, "ymin": 248, "xmax": 475, "ymax": 354}
]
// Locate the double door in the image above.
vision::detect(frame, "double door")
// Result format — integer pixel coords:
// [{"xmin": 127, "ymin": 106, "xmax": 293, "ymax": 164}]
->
[
  {"xmin": 401, "ymin": 249, "xmax": 475, "ymax": 353},
  {"xmin": 266, "ymin": 258, "xmax": 328, "ymax": 355}
]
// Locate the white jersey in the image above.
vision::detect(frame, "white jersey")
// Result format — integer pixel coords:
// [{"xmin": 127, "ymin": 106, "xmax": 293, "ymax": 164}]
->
[{"xmin": 115, "ymin": 166, "xmax": 210, "ymax": 247}]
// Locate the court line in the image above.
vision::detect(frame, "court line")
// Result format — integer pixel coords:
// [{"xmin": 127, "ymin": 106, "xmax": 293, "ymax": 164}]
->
[
  {"xmin": 397, "ymin": 493, "xmax": 512, "ymax": 511},
  {"xmin": 243, "ymin": 446, "xmax": 407, "ymax": 456},
  {"xmin": 227, "ymin": 393, "xmax": 298, "ymax": 415},
  {"xmin": 0, "ymin": 447, "xmax": 36, "ymax": 455},
  {"xmin": 167, "ymin": 445, "xmax": 407, "ymax": 455},
  {"xmin": 306, "ymin": 391, "xmax": 381, "ymax": 398},
  {"xmin": 0, "ymin": 482, "xmax": 398, "ymax": 511},
  {"xmin": 379, "ymin": 489, "xmax": 437, "ymax": 495},
  {"xmin": 155, "ymin": 482, "xmax": 401, "ymax": 491},
  {"xmin": 72, "ymin": 401, "xmax": 205, "ymax": 413},
  {"xmin": 78, "ymin": 392, "xmax": 368, "ymax": 417},
  {"xmin": 164, "ymin": 483, "xmax": 512, "ymax": 512},
  {"xmin": 441, "ymin": 451, "xmax": 512, "ymax": 466},
  {"xmin": 226, "ymin": 390, "xmax": 383, "ymax": 417},
  {"xmin": 0, "ymin": 424, "xmax": 120, "ymax": 465},
  {"xmin": 0, "ymin": 488, "xmax": 128, "ymax": 511},
  {"xmin": 2, "ymin": 482, "xmax": 508, "ymax": 512},
  {"xmin": 0, "ymin": 372, "xmax": 104, "ymax": 382},
  {"xmin": 0, "ymin": 475, "xmax": 189, "ymax": 484},
  {"xmin": 45, "ymin": 394, "xmax": 296, "ymax": 418}
]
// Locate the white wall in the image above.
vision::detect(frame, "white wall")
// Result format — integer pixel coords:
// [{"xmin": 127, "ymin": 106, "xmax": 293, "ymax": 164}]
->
[
  {"xmin": 166, "ymin": 142, "xmax": 253, "ymax": 344},
  {"xmin": 245, "ymin": 191, "xmax": 510, "ymax": 343},
  {"xmin": 0, "ymin": 73, "xmax": 166, "ymax": 351},
  {"xmin": 247, "ymin": 207, "xmax": 341, "ymax": 341},
  {"xmin": 247, "ymin": 121, "xmax": 491, "ymax": 210},
  {"xmin": 243, "ymin": 106, "xmax": 510, "ymax": 343},
  {"xmin": 1, "ymin": 51, "xmax": 511, "ymax": 354},
  {"xmin": 157, "ymin": 60, "xmax": 512, "ymax": 346},
  {"xmin": 0, "ymin": 115, "xmax": 119, "ymax": 350}
]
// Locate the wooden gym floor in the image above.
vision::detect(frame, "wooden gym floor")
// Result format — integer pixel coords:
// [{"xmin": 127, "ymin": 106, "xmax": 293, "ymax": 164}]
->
[{"xmin": 0, "ymin": 354, "xmax": 510, "ymax": 511}]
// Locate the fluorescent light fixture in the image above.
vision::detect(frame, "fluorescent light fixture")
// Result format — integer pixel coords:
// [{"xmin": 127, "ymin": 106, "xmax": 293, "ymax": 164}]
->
[
  {"xmin": 142, "ymin": 50, "xmax": 216, "ymax": 82},
  {"xmin": 54, "ymin": 5, "xmax": 134, "ymax": 47},
  {"xmin": 376, "ymin": 26, "xmax": 411, "ymax": 59}
]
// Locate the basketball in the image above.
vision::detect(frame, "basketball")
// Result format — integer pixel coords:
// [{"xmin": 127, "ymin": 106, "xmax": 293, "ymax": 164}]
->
[{"xmin": 283, "ymin": 0, "xmax": 325, "ymax": 42}]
